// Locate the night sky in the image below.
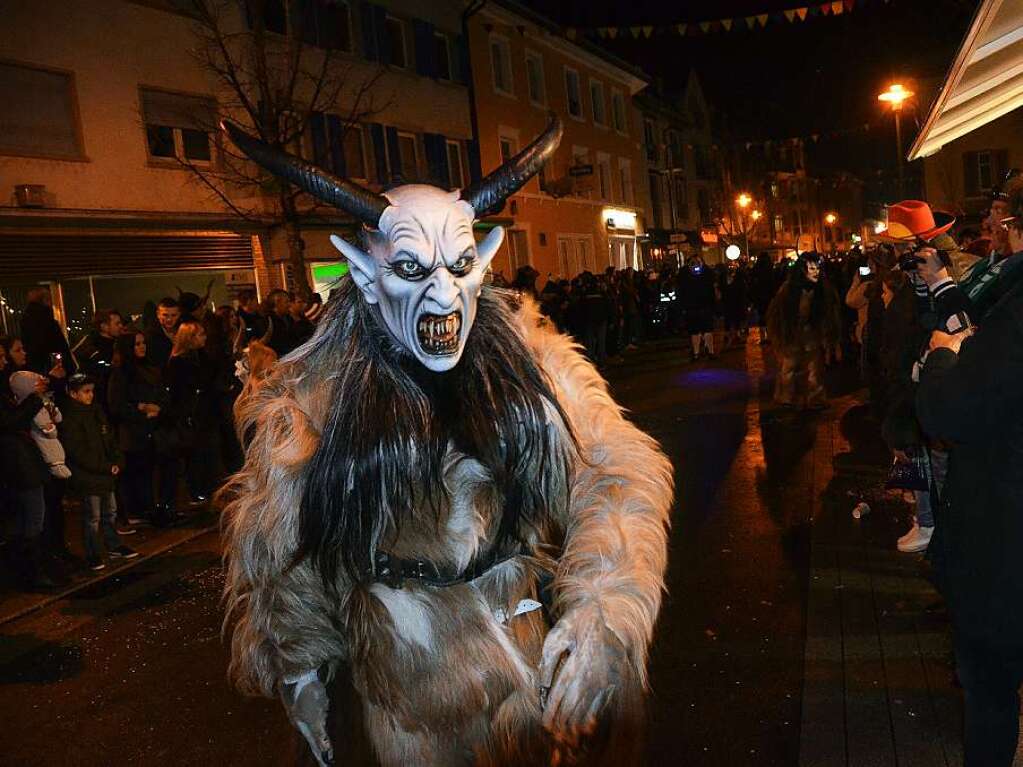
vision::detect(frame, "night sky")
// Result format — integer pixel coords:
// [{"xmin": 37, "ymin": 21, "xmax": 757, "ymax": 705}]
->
[{"xmin": 526, "ymin": 0, "xmax": 981, "ymax": 194}]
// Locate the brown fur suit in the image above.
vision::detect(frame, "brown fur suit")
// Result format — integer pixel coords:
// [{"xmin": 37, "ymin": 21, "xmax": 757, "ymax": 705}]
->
[{"xmin": 222, "ymin": 288, "xmax": 673, "ymax": 766}]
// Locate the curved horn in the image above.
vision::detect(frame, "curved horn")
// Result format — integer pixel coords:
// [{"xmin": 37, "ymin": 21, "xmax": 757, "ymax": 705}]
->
[
  {"xmin": 461, "ymin": 114, "xmax": 563, "ymax": 218},
  {"xmin": 221, "ymin": 120, "xmax": 388, "ymax": 228}
]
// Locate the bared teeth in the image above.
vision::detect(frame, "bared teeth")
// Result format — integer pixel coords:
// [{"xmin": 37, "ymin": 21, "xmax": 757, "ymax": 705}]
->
[{"xmin": 416, "ymin": 311, "xmax": 462, "ymax": 354}]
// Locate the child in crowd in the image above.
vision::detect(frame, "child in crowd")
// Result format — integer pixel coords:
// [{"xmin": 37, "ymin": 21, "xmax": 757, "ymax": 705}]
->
[
  {"xmin": 8, "ymin": 370, "xmax": 71, "ymax": 479},
  {"xmin": 60, "ymin": 373, "xmax": 137, "ymax": 570}
]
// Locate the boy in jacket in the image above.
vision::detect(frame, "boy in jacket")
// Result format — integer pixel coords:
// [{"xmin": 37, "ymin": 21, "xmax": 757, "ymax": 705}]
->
[{"xmin": 60, "ymin": 374, "xmax": 137, "ymax": 570}]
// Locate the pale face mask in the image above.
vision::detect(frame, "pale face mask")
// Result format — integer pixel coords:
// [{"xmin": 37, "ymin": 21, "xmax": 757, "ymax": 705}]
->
[
  {"xmin": 805, "ymin": 261, "xmax": 821, "ymax": 283},
  {"xmin": 331, "ymin": 186, "xmax": 504, "ymax": 372}
]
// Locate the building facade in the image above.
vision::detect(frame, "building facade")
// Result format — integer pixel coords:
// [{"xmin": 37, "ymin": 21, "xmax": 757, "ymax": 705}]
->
[
  {"xmin": 0, "ymin": 0, "xmax": 472, "ymax": 340},
  {"xmin": 467, "ymin": 0, "xmax": 649, "ymax": 281},
  {"xmin": 637, "ymin": 72, "xmax": 724, "ymax": 267}
]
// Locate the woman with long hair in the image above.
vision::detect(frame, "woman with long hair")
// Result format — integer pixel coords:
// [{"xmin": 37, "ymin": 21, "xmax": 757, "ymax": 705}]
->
[
  {"xmin": 204, "ymin": 306, "xmax": 245, "ymax": 475},
  {"xmin": 108, "ymin": 330, "xmax": 168, "ymax": 525},
  {"xmin": 165, "ymin": 320, "xmax": 219, "ymax": 507}
]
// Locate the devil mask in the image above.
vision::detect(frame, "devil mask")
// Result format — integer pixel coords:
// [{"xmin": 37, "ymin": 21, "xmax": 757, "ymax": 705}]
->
[{"xmin": 223, "ymin": 117, "xmax": 563, "ymax": 371}]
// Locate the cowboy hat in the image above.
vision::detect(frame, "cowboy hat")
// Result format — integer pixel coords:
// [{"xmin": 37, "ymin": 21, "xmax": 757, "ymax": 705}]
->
[{"xmin": 879, "ymin": 200, "xmax": 955, "ymax": 242}]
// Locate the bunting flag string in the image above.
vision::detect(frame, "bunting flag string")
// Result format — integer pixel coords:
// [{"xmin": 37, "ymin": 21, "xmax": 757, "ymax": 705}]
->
[{"xmin": 578, "ymin": 0, "xmax": 888, "ymax": 40}]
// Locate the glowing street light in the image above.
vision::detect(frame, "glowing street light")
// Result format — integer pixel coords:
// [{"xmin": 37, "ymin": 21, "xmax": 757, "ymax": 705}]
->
[
  {"xmin": 878, "ymin": 83, "xmax": 915, "ymax": 197},
  {"xmin": 736, "ymin": 193, "xmax": 752, "ymax": 209},
  {"xmin": 751, "ymin": 209, "xmax": 762, "ymax": 221},
  {"xmin": 824, "ymin": 212, "xmax": 837, "ymax": 225},
  {"xmin": 725, "ymin": 244, "xmax": 742, "ymax": 261}
]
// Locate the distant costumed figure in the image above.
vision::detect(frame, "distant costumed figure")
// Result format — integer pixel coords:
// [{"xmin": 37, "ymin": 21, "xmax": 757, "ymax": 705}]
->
[
  {"xmin": 220, "ymin": 115, "xmax": 674, "ymax": 766},
  {"xmin": 767, "ymin": 252, "xmax": 841, "ymax": 408}
]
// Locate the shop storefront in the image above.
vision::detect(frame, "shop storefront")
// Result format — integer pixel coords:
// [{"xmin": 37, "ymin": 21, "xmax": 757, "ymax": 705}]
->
[
  {"xmin": 603, "ymin": 207, "xmax": 642, "ymax": 271},
  {"xmin": 0, "ymin": 231, "xmax": 257, "ymax": 343}
]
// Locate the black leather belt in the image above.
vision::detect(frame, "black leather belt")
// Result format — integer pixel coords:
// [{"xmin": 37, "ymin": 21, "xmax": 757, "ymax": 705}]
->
[{"xmin": 370, "ymin": 546, "xmax": 524, "ymax": 589}]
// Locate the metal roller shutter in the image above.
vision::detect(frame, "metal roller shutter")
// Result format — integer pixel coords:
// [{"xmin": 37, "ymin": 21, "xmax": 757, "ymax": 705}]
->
[{"xmin": 0, "ymin": 233, "xmax": 254, "ymax": 279}]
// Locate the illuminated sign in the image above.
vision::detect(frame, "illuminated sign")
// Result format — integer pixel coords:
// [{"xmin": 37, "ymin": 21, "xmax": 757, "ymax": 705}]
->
[{"xmin": 603, "ymin": 207, "xmax": 638, "ymax": 231}]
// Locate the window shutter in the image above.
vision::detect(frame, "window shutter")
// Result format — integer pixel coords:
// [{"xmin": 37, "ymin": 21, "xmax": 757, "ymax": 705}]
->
[
  {"xmin": 360, "ymin": 1, "xmax": 378, "ymax": 61},
  {"xmin": 413, "ymin": 19, "xmax": 435, "ymax": 77},
  {"xmin": 452, "ymin": 34, "xmax": 467, "ymax": 84},
  {"xmin": 963, "ymin": 152, "xmax": 979, "ymax": 197},
  {"xmin": 309, "ymin": 112, "xmax": 329, "ymax": 166},
  {"xmin": 369, "ymin": 123, "xmax": 387, "ymax": 183},
  {"xmin": 375, "ymin": 5, "xmax": 391, "ymax": 65},
  {"xmin": 327, "ymin": 114, "xmax": 346, "ymax": 175},
  {"xmin": 467, "ymin": 138, "xmax": 481, "ymax": 183},
  {"xmin": 423, "ymin": 133, "xmax": 447, "ymax": 186},
  {"xmin": 385, "ymin": 126, "xmax": 402, "ymax": 181},
  {"xmin": 292, "ymin": 0, "xmax": 318, "ymax": 46}
]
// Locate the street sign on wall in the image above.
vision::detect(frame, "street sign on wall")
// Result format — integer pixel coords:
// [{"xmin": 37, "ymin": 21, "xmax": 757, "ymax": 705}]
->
[{"xmin": 569, "ymin": 164, "xmax": 594, "ymax": 177}]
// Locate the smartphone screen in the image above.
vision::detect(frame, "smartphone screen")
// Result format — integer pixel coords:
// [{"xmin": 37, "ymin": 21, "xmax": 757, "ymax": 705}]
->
[{"xmin": 858, "ymin": 266, "xmax": 871, "ymax": 276}]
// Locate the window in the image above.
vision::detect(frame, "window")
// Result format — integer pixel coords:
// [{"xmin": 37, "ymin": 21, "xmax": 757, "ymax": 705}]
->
[
  {"xmin": 140, "ymin": 87, "xmax": 216, "ymax": 164},
  {"xmin": 666, "ymin": 130, "xmax": 684, "ymax": 169},
  {"xmin": 597, "ymin": 154, "xmax": 611, "ymax": 201},
  {"xmin": 386, "ymin": 16, "xmax": 406, "ymax": 68},
  {"xmin": 491, "ymin": 36, "xmax": 513, "ymax": 96},
  {"xmin": 343, "ymin": 125, "xmax": 367, "ymax": 180},
  {"xmin": 525, "ymin": 51, "xmax": 545, "ymax": 106},
  {"xmin": 565, "ymin": 68, "xmax": 582, "ymax": 119},
  {"xmin": 0, "ymin": 62, "xmax": 83, "ymax": 159},
  {"xmin": 397, "ymin": 132, "xmax": 417, "ymax": 176},
  {"xmin": 618, "ymin": 159, "xmax": 633, "ymax": 205},
  {"xmin": 644, "ymin": 119, "xmax": 657, "ymax": 162},
  {"xmin": 672, "ymin": 174, "xmax": 688, "ymax": 223},
  {"xmin": 774, "ymin": 214, "xmax": 785, "ymax": 234},
  {"xmin": 611, "ymin": 89, "xmax": 626, "ymax": 133},
  {"xmin": 499, "ymin": 136, "xmax": 516, "ymax": 162},
  {"xmin": 648, "ymin": 173, "xmax": 664, "ymax": 228},
  {"xmin": 446, "ymin": 140, "xmax": 464, "ymax": 188},
  {"xmin": 697, "ymin": 188, "xmax": 711, "ymax": 223},
  {"xmin": 590, "ymin": 80, "xmax": 606, "ymax": 126},
  {"xmin": 770, "ymin": 182, "xmax": 780, "ymax": 199},
  {"xmin": 434, "ymin": 32, "xmax": 451, "ymax": 81},
  {"xmin": 297, "ymin": 0, "xmax": 352, "ymax": 50},
  {"xmin": 508, "ymin": 229, "xmax": 530, "ymax": 271},
  {"xmin": 263, "ymin": 0, "xmax": 287, "ymax": 34}
]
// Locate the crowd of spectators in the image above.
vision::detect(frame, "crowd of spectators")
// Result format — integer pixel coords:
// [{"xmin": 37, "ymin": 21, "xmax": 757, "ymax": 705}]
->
[{"xmin": 0, "ymin": 286, "xmax": 318, "ymax": 587}]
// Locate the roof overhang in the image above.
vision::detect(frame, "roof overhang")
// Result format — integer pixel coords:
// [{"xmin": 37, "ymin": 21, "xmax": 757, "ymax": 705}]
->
[{"xmin": 910, "ymin": 0, "xmax": 1023, "ymax": 160}]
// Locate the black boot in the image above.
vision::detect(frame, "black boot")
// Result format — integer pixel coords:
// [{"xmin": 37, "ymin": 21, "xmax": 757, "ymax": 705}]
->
[{"xmin": 25, "ymin": 537, "xmax": 56, "ymax": 592}]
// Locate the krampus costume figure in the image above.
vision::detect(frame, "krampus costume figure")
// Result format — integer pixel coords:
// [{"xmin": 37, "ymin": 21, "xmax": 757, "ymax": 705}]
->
[
  {"xmin": 220, "ymin": 116, "xmax": 673, "ymax": 767},
  {"xmin": 766, "ymin": 252, "xmax": 841, "ymax": 408}
]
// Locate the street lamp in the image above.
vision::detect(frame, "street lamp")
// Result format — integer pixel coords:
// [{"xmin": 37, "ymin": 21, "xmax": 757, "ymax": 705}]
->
[
  {"xmin": 824, "ymin": 212, "xmax": 838, "ymax": 252},
  {"xmin": 824, "ymin": 212, "xmax": 837, "ymax": 225},
  {"xmin": 751, "ymin": 209, "xmax": 762, "ymax": 222},
  {"xmin": 736, "ymin": 193, "xmax": 752, "ymax": 209},
  {"xmin": 878, "ymin": 83, "xmax": 914, "ymax": 198}
]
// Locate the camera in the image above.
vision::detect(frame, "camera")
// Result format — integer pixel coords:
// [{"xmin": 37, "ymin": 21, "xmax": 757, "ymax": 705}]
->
[
  {"xmin": 898, "ymin": 245, "xmax": 926, "ymax": 272},
  {"xmin": 858, "ymin": 265, "xmax": 871, "ymax": 277}
]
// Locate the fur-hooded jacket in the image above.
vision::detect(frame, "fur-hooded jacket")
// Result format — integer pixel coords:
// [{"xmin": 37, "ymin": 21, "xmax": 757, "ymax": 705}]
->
[{"xmin": 766, "ymin": 267, "xmax": 842, "ymax": 352}]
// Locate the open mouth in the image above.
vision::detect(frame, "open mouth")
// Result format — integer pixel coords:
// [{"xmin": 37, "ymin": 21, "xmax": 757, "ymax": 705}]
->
[{"xmin": 416, "ymin": 311, "xmax": 462, "ymax": 355}]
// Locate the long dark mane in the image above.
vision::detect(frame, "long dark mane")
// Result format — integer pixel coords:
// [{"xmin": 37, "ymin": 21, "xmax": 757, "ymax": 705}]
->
[{"xmin": 295, "ymin": 279, "xmax": 576, "ymax": 590}]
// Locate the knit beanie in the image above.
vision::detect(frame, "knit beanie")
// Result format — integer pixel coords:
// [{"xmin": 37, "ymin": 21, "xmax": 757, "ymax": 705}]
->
[{"xmin": 9, "ymin": 370, "xmax": 45, "ymax": 404}]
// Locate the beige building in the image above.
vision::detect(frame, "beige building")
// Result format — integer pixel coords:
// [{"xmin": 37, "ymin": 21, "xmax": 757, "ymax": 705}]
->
[{"xmin": 1, "ymin": 0, "xmax": 472, "ymax": 340}]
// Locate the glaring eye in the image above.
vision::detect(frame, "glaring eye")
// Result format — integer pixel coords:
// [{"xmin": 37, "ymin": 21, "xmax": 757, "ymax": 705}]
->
[
  {"xmin": 392, "ymin": 260, "xmax": 426, "ymax": 280},
  {"xmin": 450, "ymin": 253, "xmax": 475, "ymax": 276}
]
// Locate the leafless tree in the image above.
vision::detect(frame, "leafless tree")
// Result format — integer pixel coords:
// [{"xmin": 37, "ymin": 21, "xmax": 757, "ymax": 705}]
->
[{"xmin": 168, "ymin": 0, "xmax": 386, "ymax": 298}]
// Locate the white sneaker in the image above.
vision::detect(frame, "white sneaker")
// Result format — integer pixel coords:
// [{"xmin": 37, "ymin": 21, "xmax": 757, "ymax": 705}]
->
[{"xmin": 897, "ymin": 523, "xmax": 934, "ymax": 553}]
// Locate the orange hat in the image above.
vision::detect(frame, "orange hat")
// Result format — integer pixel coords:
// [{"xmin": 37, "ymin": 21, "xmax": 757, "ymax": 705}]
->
[{"xmin": 880, "ymin": 200, "xmax": 955, "ymax": 242}]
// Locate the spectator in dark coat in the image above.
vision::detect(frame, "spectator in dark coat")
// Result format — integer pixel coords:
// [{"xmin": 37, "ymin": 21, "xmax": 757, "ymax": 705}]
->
[
  {"xmin": 681, "ymin": 256, "xmax": 717, "ymax": 360},
  {"xmin": 288, "ymin": 295, "xmax": 315, "ymax": 348},
  {"xmin": 576, "ymin": 272, "xmax": 612, "ymax": 366},
  {"xmin": 749, "ymin": 252, "xmax": 778, "ymax": 345},
  {"xmin": 236, "ymin": 289, "xmax": 267, "ymax": 345},
  {"xmin": 71, "ymin": 309, "xmax": 123, "ymax": 415},
  {"xmin": 146, "ymin": 297, "xmax": 180, "ymax": 369},
  {"xmin": 719, "ymin": 264, "xmax": 749, "ymax": 350},
  {"xmin": 165, "ymin": 320, "xmax": 220, "ymax": 504},
  {"xmin": 262, "ymin": 289, "xmax": 295, "ymax": 358},
  {"xmin": 21, "ymin": 287, "xmax": 75, "ymax": 375},
  {"xmin": 108, "ymin": 332, "xmax": 168, "ymax": 525}
]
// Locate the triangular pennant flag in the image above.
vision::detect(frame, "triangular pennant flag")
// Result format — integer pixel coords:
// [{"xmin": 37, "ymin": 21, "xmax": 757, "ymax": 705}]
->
[
  {"xmin": 699, "ymin": 20, "xmax": 712, "ymax": 33},
  {"xmin": 820, "ymin": 2, "xmax": 831, "ymax": 14},
  {"xmin": 642, "ymin": 25, "xmax": 653, "ymax": 38},
  {"xmin": 796, "ymin": 7, "xmax": 809, "ymax": 20},
  {"xmin": 757, "ymin": 13, "xmax": 769, "ymax": 26},
  {"xmin": 784, "ymin": 8, "xmax": 797, "ymax": 21},
  {"xmin": 630, "ymin": 26, "xmax": 642, "ymax": 38},
  {"xmin": 677, "ymin": 23, "xmax": 687, "ymax": 35},
  {"xmin": 809, "ymin": 5, "xmax": 821, "ymax": 16},
  {"xmin": 721, "ymin": 18, "xmax": 733, "ymax": 31},
  {"xmin": 832, "ymin": 1, "xmax": 844, "ymax": 13},
  {"xmin": 746, "ymin": 15, "xmax": 757, "ymax": 29},
  {"xmin": 811, "ymin": 134, "xmax": 820, "ymax": 142}
]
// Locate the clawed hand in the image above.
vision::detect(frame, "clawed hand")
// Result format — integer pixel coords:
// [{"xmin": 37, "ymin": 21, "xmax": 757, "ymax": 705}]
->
[
  {"xmin": 282, "ymin": 671, "xmax": 335, "ymax": 767},
  {"xmin": 538, "ymin": 605, "xmax": 630, "ymax": 750}
]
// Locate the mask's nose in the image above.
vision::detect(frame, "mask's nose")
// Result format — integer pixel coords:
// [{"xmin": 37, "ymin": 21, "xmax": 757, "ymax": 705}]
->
[{"xmin": 426, "ymin": 268, "xmax": 460, "ymax": 312}]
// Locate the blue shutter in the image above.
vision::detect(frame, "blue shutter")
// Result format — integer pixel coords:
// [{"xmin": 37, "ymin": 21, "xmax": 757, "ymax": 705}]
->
[
  {"xmin": 424, "ymin": 134, "xmax": 447, "ymax": 187},
  {"xmin": 359, "ymin": 1, "xmax": 378, "ymax": 61},
  {"xmin": 309, "ymin": 112, "xmax": 329, "ymax": 167},
  {"xmin": 413, "ymin": 19, "xmax": 435, "ymax": 77},
  {"xmin": 374, "ymin": 5, "xmax": 390, "ymax": 65},
  {"xmin": 452, "ymin": 34, "xmax": 467, "ymax": 84},
  {"xmin": 467, "ymin": 138, "xmax": 481, "ymax": 183},
  {"xmin": 327, "ymin": 114, "xmax": 346, "ymax": 175},
  {"xmin": 385, "ymin": 126, "xmax": 401, "ymax": 181},
  {"xmin": 293, "ymin": 0, "xmax": 319, "ymax": 46},
  {"xmin": 369, "ymin": 123, "xmax": 387, "ymax": 183}
]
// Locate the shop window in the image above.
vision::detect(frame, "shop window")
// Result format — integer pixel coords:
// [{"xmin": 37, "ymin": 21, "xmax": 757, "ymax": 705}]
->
[
  {"xmin": 499, "ymin": 133, "xmax": 517, "ymax": 162},
  {"xmin": 385, "ymin": 16, "xmax": 407, "ymax": 68},
  {"xmin": 565, "ymin": 68, "xmax": 582, "ymax": 118},
  {"xmin": 491, "ymin": 36, "xmax": 513, "ymax": 96},
  {"xmin": 141, "ymin": 87, "xmax": 217, "ymax": 165},
  {"xmin": 0, "ymin": 62, "xmax": 83, "ymax": 159},
  {"xmin": 525, "ymin": 50, "xmax": 545, "ymax": 106}
]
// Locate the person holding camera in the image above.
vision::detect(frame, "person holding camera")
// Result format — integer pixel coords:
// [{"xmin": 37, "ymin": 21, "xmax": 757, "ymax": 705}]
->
[{"xmin": 915, "ymin": 181, "xmax": 1023, "ymax": 767}]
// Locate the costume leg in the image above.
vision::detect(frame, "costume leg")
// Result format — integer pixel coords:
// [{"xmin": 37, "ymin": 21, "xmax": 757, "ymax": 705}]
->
[
  {"xmin": 806, "ymin": 345, "xmax": 826, "ymax": 406},
  {"xmin": 776, "ymin": 353, "xmax": 798, "ymax": 405},
  {"xmin": 292, "ymin": 666, "xmax": 378, "ymax": 767},
  {"xmin": 690, "ymin": 335, "xmax": 700, "ymax": 358},
  {"xmin": 702, "ymin": 332, "xmax": 715, "ymax": 356}
]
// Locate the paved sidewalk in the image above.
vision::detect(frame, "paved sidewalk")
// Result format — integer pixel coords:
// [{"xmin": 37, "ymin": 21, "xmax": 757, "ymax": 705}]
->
[{"xmin": 799, "ymin": 397, "xmax": 1023, "ymax": 767}]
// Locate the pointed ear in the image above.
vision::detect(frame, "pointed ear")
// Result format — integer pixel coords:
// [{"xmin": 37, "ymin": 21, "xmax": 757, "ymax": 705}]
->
[
  {"xmin": 476, "ymin": 226, "xmax": 505, "ymax": 272},
  {"xmin": 330, "ymin": 234, "xmax": 379, "ymax": 304}
]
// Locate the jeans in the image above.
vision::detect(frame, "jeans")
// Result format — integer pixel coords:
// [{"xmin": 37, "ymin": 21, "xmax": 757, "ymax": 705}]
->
[
  {"xmin": 82, "ymin": 492, "xmax": 121, "ymax": 560},
  {"xmin": 955, "ymin": 633, "xmax": 1023, "ymax": 766},
  {"xmin": 584, "ymin": 322, "xmax": 608, "ymax": 365},
  {"xmin": 16, "ymin": 487, "xmax": 46, "ymax": 539},
  {"xmin": 913, "ymin": 490, "xmax": 935, "ymax": 528}
]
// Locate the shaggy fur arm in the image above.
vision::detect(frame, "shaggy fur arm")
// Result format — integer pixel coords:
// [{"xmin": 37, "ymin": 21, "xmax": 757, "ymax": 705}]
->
[
  {"xmin": 222, "ymin": 373, "xmax": 348, "ymax": 698},
  {"xmin": 521, "ymin": 300, "xmax": 673, "ymax": 684}
]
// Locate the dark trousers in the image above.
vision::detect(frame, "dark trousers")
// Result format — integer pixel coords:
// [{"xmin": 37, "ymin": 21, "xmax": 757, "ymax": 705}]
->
[
  {"xmin": 42, "ymin": 479, "xmax": 67, "ymax": 553},
  {"xmin": 123, "ymin": 447, "xmax": 155, "ymax": 519},
  {"xmin": 955, "ymin": 633, "xmax": 1023, "ymax": 766},
  {"xmin": 185, "ymin": 432, "xmax": 220, "ymax": 500}
]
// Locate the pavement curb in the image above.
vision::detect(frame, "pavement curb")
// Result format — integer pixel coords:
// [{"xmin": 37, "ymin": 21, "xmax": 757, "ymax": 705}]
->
[{"xmin": 0, "ymin": 523, "xmax": 219, "ymax": 628}]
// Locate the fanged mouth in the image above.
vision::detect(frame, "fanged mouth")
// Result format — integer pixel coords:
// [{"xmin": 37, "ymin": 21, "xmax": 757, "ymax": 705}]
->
[{"xmin": 416, "ymin": 311, "xmax": 462, "ymax": 355}]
